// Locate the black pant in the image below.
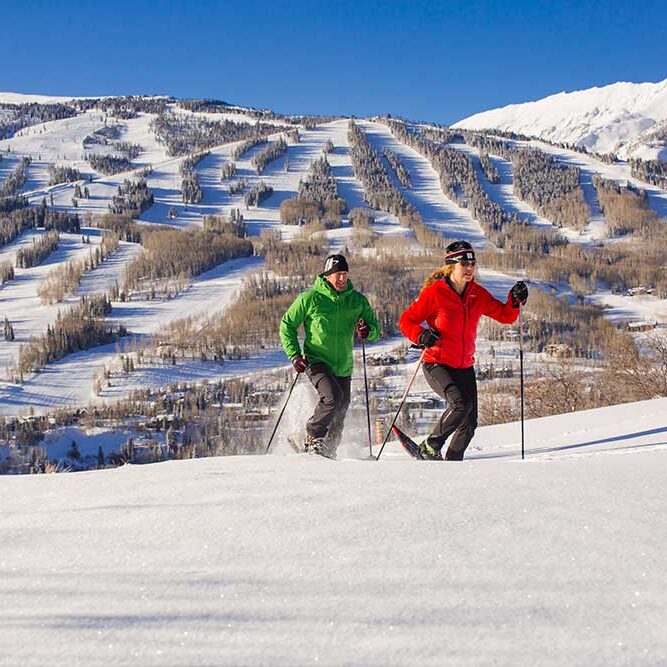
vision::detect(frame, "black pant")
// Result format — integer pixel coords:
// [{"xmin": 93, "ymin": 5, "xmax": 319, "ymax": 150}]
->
[
  {"xmin": 305, "ymin": 363, "xmax": 351, "ymax": 449},
  {"xmin": 422, "ymin": 363, "xmax": 478, "ymax": 461}
]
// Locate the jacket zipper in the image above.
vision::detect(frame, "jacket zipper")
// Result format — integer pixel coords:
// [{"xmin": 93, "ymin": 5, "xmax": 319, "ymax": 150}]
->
[
  {"xmin": 335, "ymin": 294, "xmax": 340, "ymax": 373},
  {"xmin": 461, "ymin": 295, "xmax": 467, "ymax": 367},
  {"xmin": 445, "ymin": 278, "xmax": 468, "ymax": 367}
]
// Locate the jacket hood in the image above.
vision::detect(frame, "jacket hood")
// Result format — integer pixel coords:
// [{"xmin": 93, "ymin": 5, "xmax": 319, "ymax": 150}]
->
[{"xmin": 314, "ymin": 274, "xmax": 354, "ymax": 299}]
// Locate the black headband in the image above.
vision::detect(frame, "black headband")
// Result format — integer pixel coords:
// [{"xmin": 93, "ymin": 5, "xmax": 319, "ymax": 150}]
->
[{"xmin": 445, "ymin": 249, "xmax": 476, "ymax": 264}]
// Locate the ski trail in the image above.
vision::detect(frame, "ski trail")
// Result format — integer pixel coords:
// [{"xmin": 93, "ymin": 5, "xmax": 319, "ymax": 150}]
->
[
  {"xmin": 0, "ymin": 232, "xmax": 107, "ymax": 371},
  {"xmin": 0, "ymin": 255, "xmax": 263, "ymax": 414},
  {"xmin": 528, "ymin": 140, "xmax": 667, "ymax": 220},
  {"xmin": 0, "ymin": 228, "xmax": 47, "ymax": 266},
  {"xmin": 76, "ymin": 240, "xmax": 143, "ymax": 297},
  {"xmin": 357, "ymin": 120, "xmax": 489, "ymax": 246},
  {"xmin": 452, "ymin": 142, "xmax": 607, "ymax": 244}
]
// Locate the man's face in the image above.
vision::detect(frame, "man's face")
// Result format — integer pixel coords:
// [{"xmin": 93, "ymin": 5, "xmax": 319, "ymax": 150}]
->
[{"xmin": 325, "ymin": 270, "xmax": 348, "ymax": 292}]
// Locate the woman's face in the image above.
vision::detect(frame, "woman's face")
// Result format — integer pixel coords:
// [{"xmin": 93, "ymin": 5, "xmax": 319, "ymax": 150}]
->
[{"xmin": 451, "ymin": 258, "xmax": 476, "ymax": 283}]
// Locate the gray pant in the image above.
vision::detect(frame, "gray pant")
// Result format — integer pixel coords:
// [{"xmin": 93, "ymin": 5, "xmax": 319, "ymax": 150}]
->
[
  {"xmin": 305, "ymin": 363, "xmax": 351, "ymax": 450},
  {"xmin": 422, "ymin": 363, "xmax": 478, "ymax": 460}
]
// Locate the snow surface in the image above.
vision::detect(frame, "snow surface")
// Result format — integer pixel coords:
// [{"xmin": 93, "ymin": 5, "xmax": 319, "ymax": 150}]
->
[
  {"xmin": 0, "ymin": 398, "xmax": 665, "ymax": 666},
  {"xmin": 453, "ymin": 78, "xmax": 667, "ymax": 159}
]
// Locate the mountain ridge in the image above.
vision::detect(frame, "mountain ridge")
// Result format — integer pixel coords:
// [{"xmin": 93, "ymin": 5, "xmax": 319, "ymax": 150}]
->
[{"xmin": 452, "ymin": 77, "xmax": 667, "ymax": 160}]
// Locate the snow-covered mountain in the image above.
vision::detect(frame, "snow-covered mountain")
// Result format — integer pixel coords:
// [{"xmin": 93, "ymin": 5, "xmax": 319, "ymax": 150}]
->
[
  {"xmin": 0, "ymin": 91, "xmax": 83, "ymax": 104},
  {"xmin": 453, "ymin": 78, "xmax": 667, "ymax": 160}
]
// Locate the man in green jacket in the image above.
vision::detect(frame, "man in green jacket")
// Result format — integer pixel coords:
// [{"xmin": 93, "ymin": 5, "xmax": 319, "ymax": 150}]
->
[{"xmin": 279, "ymin": 253, "xmax": 380, "ymax": 458}]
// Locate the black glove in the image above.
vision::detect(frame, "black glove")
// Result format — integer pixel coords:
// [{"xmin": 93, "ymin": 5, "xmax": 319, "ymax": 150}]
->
[
  {"xmin": 417, "ymin": 328, "xmax": 440, "ymax": 348},
  {"xmin": 510, "ymin": 281, "xmax": 528, "ymax": 307},
  {"xmin": 291, "ymin": 355, "xmax": 308, "ymax": 373},
  {"xmin": 356, "ymin": 320, "xmax": 370, "ymax": 339}
]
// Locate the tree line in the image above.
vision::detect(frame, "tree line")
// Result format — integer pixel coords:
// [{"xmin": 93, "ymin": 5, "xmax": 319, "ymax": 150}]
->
[
  {"xmin": 462, "ymin": 130, "xmax": 589, "ymax": 232},
  {"xmin": 478, "ymin": 151, "xmax": 500, "ymax": 184},
  {"xmin": 179, "ymin": 152, "xmax": 209, "ymax": 204},
  {"xmin": 88, "ymin": 154, "xmax": 134, "ymax": 175},
  {"xmin": 231, "ymin": 137, "xmax": 267, "ymax": 160},
  {"xmin": 0, "ymin": 102, "xmax": 77, "ymax": 139},
  {"xmin": 244, "ymin": 182, "xmax": 273, "ymax": 207},
  {"xmin": 9, "ymin": 295, "xmax": 125, "ymax": 382},
  {"xmin": 109, "ymin": 178, "xmax": 154, "ymax": 216},
  {"xmin": 1, "ymin": 261, "xmax": 14, "ymax": 286},
  {"xmin": 280, "ymin": 155, "xmax": 346, "ymax": 227},
  {"xmin": 251, "ymin": 137, "xmax": 288, "ymax": 174},
  {"xmin": 15, "ymin": 230, "xmax": 60, "ymax": 269},
  {"xmin": 150, "ymin": 112, "xmax": 283, "ymax": 156},
  {"xmin": 386, "ymin": 119, "xmax": 521, "ymax": 235},
  {"xmin": 121, "ymin": 226, "xmax": 253, "ymax": 295},
  {"xmin": 593, "ymin": 176, "xmax": 661, "ymax": 238},
  {"xmin": 47, "ymin": 165, "xmax": 81, "ymax": 186},
  {"xmin": 1, "ymin": 204, "xmax": 80, "ymax": 249},
  {"xmin": 0, "ymin": 157, "xmax": 31, "ymax": 198},
  {"xmin": 220, "ymin": 162, "xmax": 237, "ymax": 180},
  {"xmin": 75, "ymin": 96, "xmax": 171, "ymax": 119},
  {"xmin": 347, "ymin": 121, "xmax": 446, "ymax": 250},
  {"xmin": 37, "ymin": 235, "xmax": 120, "ymax": 304},
  {"xmin": 513, "ymin": 149, "xmax": 588, "ymax": 231},
  {"xmin": 202, "ymin": 209, "xmax": 248, "ymax": 237},
  {"xmin": 383, "ymin": 149, "xmax": 412, "ymax": 188},
  {"xmin": 629, "ymin": 158, "xmax": 667, "ymax": 189}
]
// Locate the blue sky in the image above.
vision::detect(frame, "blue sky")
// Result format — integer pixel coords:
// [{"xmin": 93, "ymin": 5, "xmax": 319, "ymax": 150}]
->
[{"xmin": 2, "ymin": 0, "xmax": 666, "ymax": 124}]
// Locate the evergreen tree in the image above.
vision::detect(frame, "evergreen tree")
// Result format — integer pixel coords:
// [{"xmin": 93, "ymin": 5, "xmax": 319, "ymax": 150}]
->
[{"xmin": 4, "ymin": 316, "xmax": 15, "ymax": 341}]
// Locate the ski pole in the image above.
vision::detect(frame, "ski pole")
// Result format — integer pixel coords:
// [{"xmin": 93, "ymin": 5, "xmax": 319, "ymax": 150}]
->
[
  {"xmin": 361, "ymin": 337, "xmax": 373, "ymax": 458},
  {"xmin": 265, "ymin": 372, "xmax": 300, "ymax": 455},
  {"xmin": 519, "ymin": 306, "xmax": 525, "ymax": 460},
  {"xmin": 376, "ymin": 346, "xmax": 427, "ymax": 461}
]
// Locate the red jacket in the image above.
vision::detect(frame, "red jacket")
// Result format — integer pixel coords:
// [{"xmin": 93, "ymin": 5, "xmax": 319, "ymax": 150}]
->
[{"xmin": 399, "ymin": 278, "xmax": 519, "ymax": 368}]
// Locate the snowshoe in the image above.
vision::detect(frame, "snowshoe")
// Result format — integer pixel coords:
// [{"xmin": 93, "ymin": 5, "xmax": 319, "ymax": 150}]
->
[
  {"xmin": 392, "ymin": 425, "xmax": 423, "ymax": 459},
  {"xmin": 287, "ymin": 436, "xmax": 305, "ymax": 454}
]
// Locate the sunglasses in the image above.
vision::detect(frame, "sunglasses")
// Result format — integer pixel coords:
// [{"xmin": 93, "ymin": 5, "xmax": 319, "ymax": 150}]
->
[{"xmin": 459, "ymin": 259, "xmax": 476, "ymax": 267}]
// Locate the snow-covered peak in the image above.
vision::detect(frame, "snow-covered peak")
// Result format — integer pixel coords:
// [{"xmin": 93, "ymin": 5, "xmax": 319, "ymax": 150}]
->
[
  {"xmin": 452, "ymin": 78, "xmax": 667, "ymax": 160},
  {"xmin": 0, "ymin": 92, "xmax": 81, "ymax": 105}
]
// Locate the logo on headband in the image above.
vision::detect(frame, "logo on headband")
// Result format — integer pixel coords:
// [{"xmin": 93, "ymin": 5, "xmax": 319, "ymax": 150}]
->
[{"xmin": 445, "ymin": 249, "xmax": 476, "ymax": 264}]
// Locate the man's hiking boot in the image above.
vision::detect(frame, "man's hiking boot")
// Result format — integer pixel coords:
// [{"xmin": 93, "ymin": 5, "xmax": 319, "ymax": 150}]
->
[
  {"xmin": 418, "ymin": 439, "xmax": 443, "ymax": 461},
  {"xmin": 304, "ymin": 434, "xmax": 335, "ymax": 458}
]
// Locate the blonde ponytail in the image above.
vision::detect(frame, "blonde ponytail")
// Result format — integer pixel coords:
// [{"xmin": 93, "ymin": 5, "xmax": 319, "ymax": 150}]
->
[{"xmin": 423, "ymin": 264, "xmax": 454, "ymax": 289}]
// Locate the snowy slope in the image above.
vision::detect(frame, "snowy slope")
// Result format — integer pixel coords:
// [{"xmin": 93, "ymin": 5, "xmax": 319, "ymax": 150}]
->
[
  {"xmin": 358, "ymin": 120, "xmax": 489, "ymax": 245},
  {"xmin": 0, "ymin": 255, "xmax": 262, "ymax": 414},
  {"xmin": 0, "ymin": 231, "xmax": 110, "ymax": 372},
  {"xmin": 0, "ymin": 92, "xmax": 80, "ymax": 104},
  {"xmin": 3, "ymin": 92, "xmax": 667, "ymax": 415},
  {"xmin": 0, "ymin": 398, "xmax": 665, "ymax": 666},
  {"xmin": 0, "ymin": 113, "xmax": 411, "ymax": 407},
  {"xmin": 453, "ymin": 78, "xmax": 667, "ymax": 159}
]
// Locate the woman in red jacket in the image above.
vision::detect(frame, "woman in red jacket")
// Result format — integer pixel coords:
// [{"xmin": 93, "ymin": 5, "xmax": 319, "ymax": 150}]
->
[{"xmin": 399, "ymin": 240, "xmax": 528, "ymax": 460}]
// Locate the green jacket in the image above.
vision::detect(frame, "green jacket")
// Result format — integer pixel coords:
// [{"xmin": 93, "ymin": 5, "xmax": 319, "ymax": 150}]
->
[{"xmin": 280, "ymin": 275, "xmax": 380, "ymax": 377}]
